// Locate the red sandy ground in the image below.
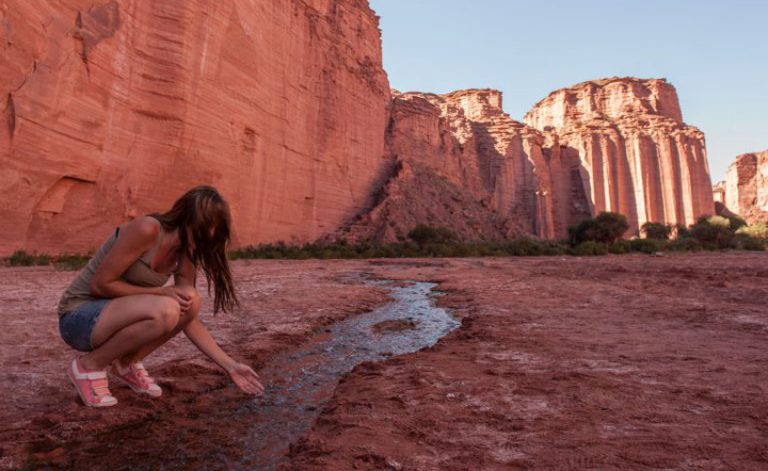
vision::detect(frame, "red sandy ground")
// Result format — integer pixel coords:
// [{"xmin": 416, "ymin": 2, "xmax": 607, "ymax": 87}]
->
[{"xmin": 1, "ymin": 253, "xmax": 767, "ymax": 470}]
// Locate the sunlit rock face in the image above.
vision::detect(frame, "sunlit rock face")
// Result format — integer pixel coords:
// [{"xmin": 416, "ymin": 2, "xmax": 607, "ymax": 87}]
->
[
  {"xmin": 342, "ymin": 78, "xmax": 713, "ymax": 243},
  {"xmin": 525, "ymin": 77, "xmax": 715, "ymax": 233},
  {"xmin": 0, "ymin": 0, "xmax": 390, "ymax": 255},
  {"xmin": 722, "ymin": 151, "xmax": 768, "ymax": 224},
  {"xmin": 337, "ymin": 89, "xmax": 591, "ymax": 242}
]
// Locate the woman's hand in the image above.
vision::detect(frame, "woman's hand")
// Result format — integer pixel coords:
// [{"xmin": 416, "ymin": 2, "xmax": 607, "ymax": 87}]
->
[
  {"xmin": 158, "ymin": 286, "xmax": 193, "ymax": 313},
  {"xmin": 226, "ymin": 362, "xmax": 265, "ymax": 395}
]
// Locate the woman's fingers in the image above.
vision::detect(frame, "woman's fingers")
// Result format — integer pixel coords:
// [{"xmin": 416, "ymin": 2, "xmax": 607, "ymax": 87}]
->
[
  {"xmin": 237, "ymin": 376, "xmax": 260, "ymax": 395},
  {"xmin": 231, "ymin": 364, "xmax": 265, "ymax": 395}
]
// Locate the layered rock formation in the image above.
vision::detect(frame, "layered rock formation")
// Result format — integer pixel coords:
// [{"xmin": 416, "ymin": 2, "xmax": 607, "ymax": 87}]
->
[
  {"xmin": 337, "ymin": 89, "xmax": 592, "ymax": 242},
  {"xmin": 525, "ymin": 77, "xmax": 714, "ymax": 232},
  {"xmin": 2, "ymin": 2, "xmax": 717, "ymax": 253},
  {"xmin": 1, "ymin": 0, "xmax": 390, "ymax": 255},
  {"xmin": 717, "ymin": 151, "xmax": 768, "ymax": 224},
  {"xmin": 340, "ymin": 78, "xmax": 712, "ymax": 242}
]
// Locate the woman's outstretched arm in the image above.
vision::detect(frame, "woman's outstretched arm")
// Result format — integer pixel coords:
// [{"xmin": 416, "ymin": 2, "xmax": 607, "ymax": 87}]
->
[
  {"xmin": 183, "ymin": 319, "xmax": 264, "ymax": 395},
  {"xmin": 174, "ymin": 249, "xmax": 264, "ymax": 395}
]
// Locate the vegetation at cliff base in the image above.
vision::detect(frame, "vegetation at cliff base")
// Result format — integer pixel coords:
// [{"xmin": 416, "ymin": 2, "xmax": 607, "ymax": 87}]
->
[
  {"xmin": 4, "ymin": 216, "xmax": 766, "ymax": 267},
  {"xmin": 567, "ymin": 213, "xmax": 766, "ymax": 255},
  {"xmin": 3, "ymin": 250, "xmax": 90, "ymax": 270},
  {"xmin": 8, "ymin": 250, "xmax": 50, "ymax": 267},
  {"xmin": 641, "ymin": 222, "xmax": 673, "ymax": 240},
  {"xmin": 568, "ymin": 212, "xmax": 629, "ymax": 245}
]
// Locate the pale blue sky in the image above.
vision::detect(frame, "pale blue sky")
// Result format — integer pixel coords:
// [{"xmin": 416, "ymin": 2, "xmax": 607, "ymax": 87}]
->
[{"xmin": 369, "ymin": 0, "xmax": 767, "ymax": 181}]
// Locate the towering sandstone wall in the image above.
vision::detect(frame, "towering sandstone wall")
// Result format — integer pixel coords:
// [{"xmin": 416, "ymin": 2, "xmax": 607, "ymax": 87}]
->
[
  {"xmin": 341, "ymin": 78, "xmax": 712, "ymax": 243},
  {"xmin": 1, "ymin": 0, "xmax": 390, "ymax": 255},
  {"xmin": 337, "ymin": 89, "xmax": 591, "ymax": 242},
  {"xmin": 525, "ymin": 78, "xmax": 714, "ymax": 232},
  {"xmin": 2, "ymin": 2, "xmax": 716, "ymax": 252},
  {"xmin": 721, "ymin": 151, "xmax": 768, "ymax": 224}
]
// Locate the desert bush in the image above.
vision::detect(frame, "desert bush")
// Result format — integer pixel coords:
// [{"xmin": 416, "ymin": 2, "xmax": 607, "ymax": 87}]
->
[
  {"xmin": 642, "ymin": 222, "xmax": 673, "ymax": 240},
  {"xmin": 9, "ymin": 250, "xmax": 35, "ymax": 266},
  {"xmin": 500, "ymin": 238, "xmax": 568, "ymax": 256},
  {"xmin": 607, "ymin": 241, "xmax": 630, "ymax": 254},
  {"xmin": 736, "ymin": 222, "xmax": 768, "ymax": 239},
  {"xmin": 734, "ymin": 233, "xmax": 767, "ymax": 251},
  {"xmin": 675, "ymin": 224, "xmax": 691, "ymax": 239},
  {"xmin": 627, "ymin": 238, "xmax": 667, "ymax": 254},
  {"xmin": 570, "ymin": 241, "xmax": 609, "ymax": 256},
  {"xmin": 688, "ymin": 215, "xmax": 735, "ymax": 249},
  {"xmin": 667, "ymin": 237, "xmax": 703, "ymax": 252},
  {"xmin": 568, "ymin": 212, "xmax": 629, "ymax": 246},
  {"xmin": 407, "ymin": 225, "xmax": 457, "ymax": 246},
  {"xmin": 8, "ymin": 250, "xmax": 50, "ymax": 267},
  {"xmin": 229, "ymin": 237, "xmax": 569, "ymax": 260}
]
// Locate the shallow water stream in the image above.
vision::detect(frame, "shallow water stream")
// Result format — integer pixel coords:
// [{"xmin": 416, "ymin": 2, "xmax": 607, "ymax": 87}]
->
[{"xmin": 230, "ymin": 278, "xmax": 460, "ymax": 470}]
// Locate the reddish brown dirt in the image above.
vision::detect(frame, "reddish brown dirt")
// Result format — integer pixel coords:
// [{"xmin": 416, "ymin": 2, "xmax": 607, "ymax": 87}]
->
[
  {"xmin": 0, "ymin": 260, "xmax": 387, "ymax": 470},
  {"xmin": 2, "ymin": 253, "xmax": 767, "ymax": 470},
  {"xmin": 288, "ymin": 253, "xmax": 768, "ymax": 470}
]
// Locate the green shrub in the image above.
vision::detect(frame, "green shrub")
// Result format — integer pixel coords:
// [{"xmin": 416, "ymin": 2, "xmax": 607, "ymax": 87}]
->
[
  {"xmin": 668, "ymin": 237, "xmax": 703, "ymax": 252},
  {"xmin": 8, "ymin": 250, "xmax": 50, "ymax": 267},
  {"xmin": 675, "ymin": 224, "xmax": 691, "ymax": 239},
  {"xmin": 500, "ymin": 238, "xmax": 567, "ymax": 256},
  {"xmin": 9, "ymin": 250, "xmax": 35, "ymax": 266},
  {"xmin": 642, "ymin": 222, "xmax": 673, "ymax": 240},
  {"xmin": 407, "ymin": 225, "xmax": 457, "ymax": 246},
  {"xmin": 568, "ymin": 212, "xmax": 629, "ymax": 245},
  {"xmin": 627, "ymin": 238, "xmax": 667, "ymax": 254},
  {"xmin": 607, "ymin": 241, "xmax": 630, "ymax": 254},
  {"xmin": 570, "ymin": 241, "xmax": 609, "ymax": 256},
  {"xmin": 689, "ymin": 215, "xmax": 736, "ymax": 249},
  {"xmin": 736, "ymin": 222, "xmax": 768, "ymax": 239},
  {"xmin": 734, "ymin": 233, "xmax": 767, "ymax": 251}
]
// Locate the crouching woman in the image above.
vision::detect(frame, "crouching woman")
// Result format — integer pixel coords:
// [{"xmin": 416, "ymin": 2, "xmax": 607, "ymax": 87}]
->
[{"xmin": 57, "ymin": 186, "xmax": 264, "ymax": 407}]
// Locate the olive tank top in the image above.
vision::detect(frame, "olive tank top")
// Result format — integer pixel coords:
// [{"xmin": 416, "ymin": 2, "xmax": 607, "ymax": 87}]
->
[{"xmin": 57, "ymin": 222, "xmax": 174, "ymax": 316}]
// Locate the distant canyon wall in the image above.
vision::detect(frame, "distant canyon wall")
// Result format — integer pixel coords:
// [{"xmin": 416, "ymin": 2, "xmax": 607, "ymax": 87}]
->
[
  {"xmin": 715, "ymin": 151, "xmax": 768, "ymax": 225},
  {"xmin": 341, "ymin": 78, "xmax": 714, "ymax": 242},
  {"xmin": 1, "ymin": 0, "xmax": 390, "ymax": 255},
  {"xmin": 524, "ymin": 78, "xmax": 714, "ymax": 233}
]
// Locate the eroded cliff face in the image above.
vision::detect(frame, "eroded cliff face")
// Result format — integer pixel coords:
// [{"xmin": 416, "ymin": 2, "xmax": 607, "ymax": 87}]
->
[
  {"xmin": 721, "ymin": 151, "xmax": 768, "ymax": 224},
  {"xmin": 341, "ymin": 78, "xmax": 709, "ymax": 243},
  {"xmin": 525, "ymin": 77, "xmax": 714, "ymax": 232},
  {"xmin": 1, "ymin": 0, "xmax": 390, "ymax": 255},
  {"xmin": 2, "ymin": 4, "xmax": 717, "ymax": 252},
  {"xmin": 336, "ymin": 89, "xmax": 591, "ymax": 242}
]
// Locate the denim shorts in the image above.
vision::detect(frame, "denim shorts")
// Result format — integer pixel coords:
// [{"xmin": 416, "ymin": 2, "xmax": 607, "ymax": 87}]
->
[{"xmin": 59, "ymin": 299, "xmax": 111, "ymax": 352}]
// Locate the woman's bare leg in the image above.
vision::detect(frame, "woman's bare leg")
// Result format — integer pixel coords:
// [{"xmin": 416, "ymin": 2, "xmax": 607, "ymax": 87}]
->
[
  {"xmin": 79, "ymin": 295, "xmax": 181, "ymax": 370},
  {"xmin": 124, "ymin": 287, "xmax": 202, "ymax": 364}
]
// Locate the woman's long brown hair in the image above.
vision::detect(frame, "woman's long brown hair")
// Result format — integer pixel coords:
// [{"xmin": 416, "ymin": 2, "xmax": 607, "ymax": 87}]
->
[{"xmin": 153, "ymin": 186, "xmax": 238, "ymax": 313}]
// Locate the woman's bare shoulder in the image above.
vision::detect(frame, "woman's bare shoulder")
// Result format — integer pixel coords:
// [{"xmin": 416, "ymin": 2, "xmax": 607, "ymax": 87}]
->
[{"xmin": 118, "ymin": 216, "xmax": 161, "ymax": 243}]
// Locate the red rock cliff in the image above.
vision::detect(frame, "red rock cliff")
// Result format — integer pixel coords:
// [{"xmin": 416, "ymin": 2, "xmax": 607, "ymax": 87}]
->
[
  {"xmin": 525, "ymin": 77, "xmax": 714, "ymax": 233},
  {"xmin": 722, "ymin": 151, "xmax": 768, "ymax": 224},
  {"xmin": 0, "ymin": 0, "xmax": 390, "ymax": 255},
  {"xmin": 336, "ymin": 89, "xmax": 591, "ymax": 242},
  {"xmin": 341, "ymin": 79, "xmax": 711, "ymax": 242}
]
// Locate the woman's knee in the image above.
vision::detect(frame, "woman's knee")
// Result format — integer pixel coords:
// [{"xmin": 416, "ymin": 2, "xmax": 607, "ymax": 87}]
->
[{"xmin": 150, "ymin": 298, "xmax": 181, "ymax": 334}]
